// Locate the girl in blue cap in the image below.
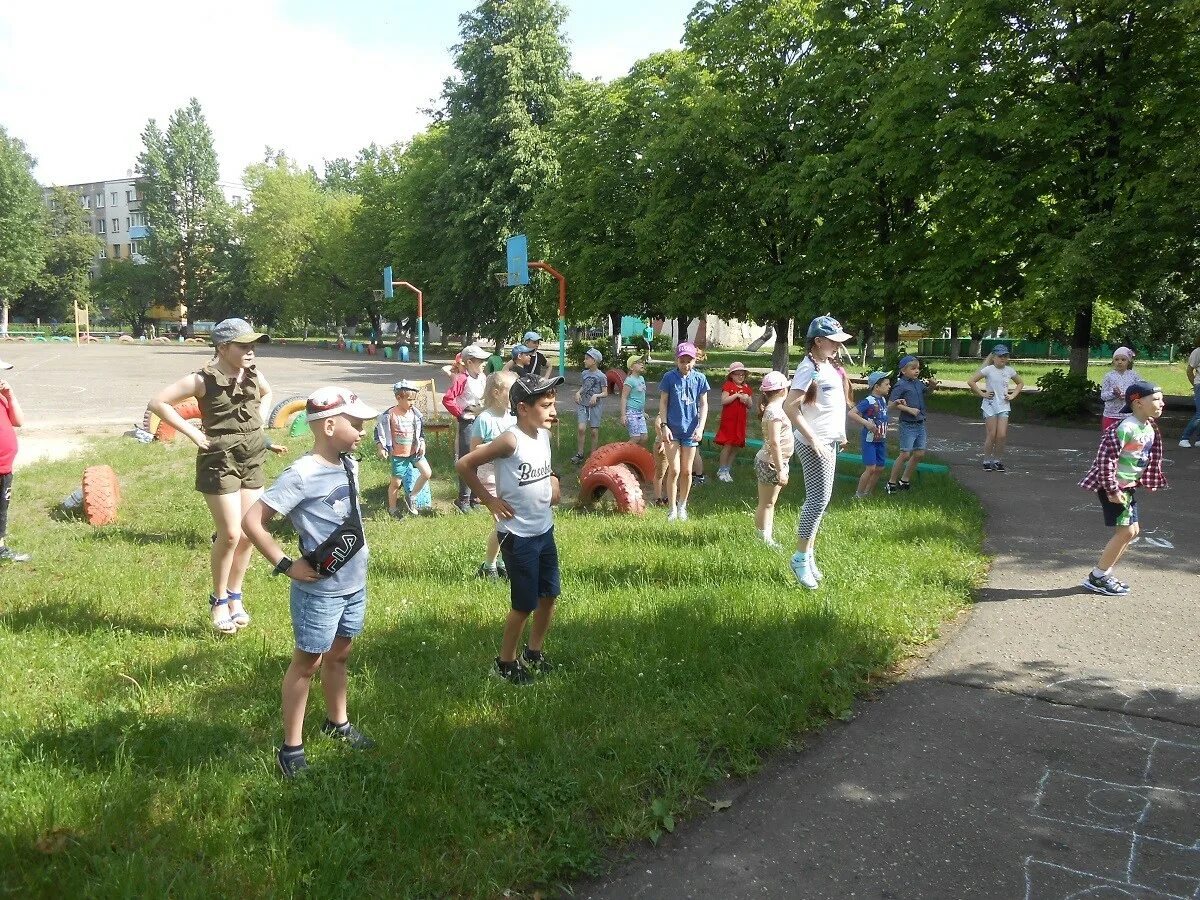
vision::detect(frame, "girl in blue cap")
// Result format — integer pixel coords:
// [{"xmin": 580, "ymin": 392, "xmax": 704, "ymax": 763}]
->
[{"xmin": 967, "ymin": 346, "xmax": 1023, "ymax": 471}]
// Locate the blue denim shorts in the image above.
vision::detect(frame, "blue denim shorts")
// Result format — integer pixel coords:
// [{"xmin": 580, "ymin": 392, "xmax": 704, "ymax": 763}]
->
[
  {"xmin": 577, "ymin": 403, "xmax": 603, "ymax": 429},
  {"xmin": 666, "ymin": 424, "xmax": 700, "ymax": 448},
  {"xmin": 498, "ymin": 527, "xmax": 561, "ymax": 613},
  {"xmin": 898, "ymin": 421, "xmax": 927, "ymax": 452},
  {"xmin": 290, "ymin": 583, "xmax": 367, "ymax": 654}
]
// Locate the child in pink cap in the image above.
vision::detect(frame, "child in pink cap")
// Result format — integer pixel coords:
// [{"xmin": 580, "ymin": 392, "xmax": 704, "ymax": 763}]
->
[{"xmin": 714, "ymin": 361, "xmax": 753, "ymax": 481}]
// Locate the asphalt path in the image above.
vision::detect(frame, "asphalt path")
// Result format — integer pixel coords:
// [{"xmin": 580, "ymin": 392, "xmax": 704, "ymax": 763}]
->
[{"xmin": 579, "ymin": 413, "xmax": 1200, "ymax": 899}]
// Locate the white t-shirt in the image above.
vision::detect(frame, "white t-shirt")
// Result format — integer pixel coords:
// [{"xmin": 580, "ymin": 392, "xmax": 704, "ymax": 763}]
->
[
  {"xmin": 1189, "ymin": 347, "xmax": 1200, "ymax": 385},
  {"xmin": 494, "ymin": 425, "xmax": 554, "ymax": 537},
  {"xmin": 461, "ymin": 372, "xmax": 486, "ymax": 420},
  {"xmin": 977, "ymin": 364, "xmax": 1017, "ymax": 413},
  {"xmin": 789, "ymin": 356, "xmax": 847, "ymax": 444}
]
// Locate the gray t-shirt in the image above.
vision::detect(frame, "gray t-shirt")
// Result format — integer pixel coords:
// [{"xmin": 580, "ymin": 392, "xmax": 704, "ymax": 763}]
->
[
  {"xmin": 263, "ymin": 453, "xmax": 368, "ymax": 596},
  {"xmin": 579, "ymin": 368, "xmax": 608, "ymax": 406}
]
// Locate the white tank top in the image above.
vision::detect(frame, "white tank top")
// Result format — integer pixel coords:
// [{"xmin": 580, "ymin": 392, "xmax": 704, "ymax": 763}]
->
[{"xmin": 494, "ymin": 425, "xmax": 554, "ymax": 537}]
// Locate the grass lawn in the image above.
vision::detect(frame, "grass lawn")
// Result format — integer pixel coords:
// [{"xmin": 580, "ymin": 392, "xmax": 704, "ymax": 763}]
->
[{"xmin": 1, "ymin": 419, "xmax": 986, "ymax": 897}]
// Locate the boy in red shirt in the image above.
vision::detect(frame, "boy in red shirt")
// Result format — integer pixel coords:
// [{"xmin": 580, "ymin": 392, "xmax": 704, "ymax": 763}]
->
[{"xmin": 0, "ymin": 358, "xmax": 29, "ymax": 563}]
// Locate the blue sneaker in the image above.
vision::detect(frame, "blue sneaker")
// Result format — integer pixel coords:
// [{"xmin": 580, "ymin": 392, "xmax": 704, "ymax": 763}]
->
[{"xmin": 790, "ymin": 552, "xmax": 818, "ymax": 589}]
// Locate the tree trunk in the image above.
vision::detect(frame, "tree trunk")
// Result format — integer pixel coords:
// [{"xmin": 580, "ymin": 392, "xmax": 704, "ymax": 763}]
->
[
  {"xmin": 675, "ymin": 316, "xmax": 690, "ymax": 345},
  {"xmin": 968, "ymin": 327, "xmax": 984, "ymax": 358},
  {"xmin": 948, "ymin": 319, "xmax": 961, "ymax": 360},
  {"xmin": 883, "ymin": 309, "xmax": 900, "ymax": 359},
  {"xmin": 0, "ymin": 299, "xmax": 8, "ymax": 337},
  {"xmin": 770, "ymin": 317, "xmax": 792, "ymax": 373},
  {"xmin": 370, "ymin": 311, "xmax": 384, "ymax": 349},
  {"xmin": 1069, "ymin": 301, "xmax": 1094, "ymax": 378},
  {"xmin": 608, "ymin": 310, "xmax": 622, "ymax": 356},
  {"xmin": 857, "ymin": 322, "xmax": 875, "ymax": 366}
]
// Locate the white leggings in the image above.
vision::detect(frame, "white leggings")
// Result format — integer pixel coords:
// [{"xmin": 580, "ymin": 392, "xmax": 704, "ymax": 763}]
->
[{"xmin": 796, "ymin": 441, "xmax": 838, "ymax": 540}]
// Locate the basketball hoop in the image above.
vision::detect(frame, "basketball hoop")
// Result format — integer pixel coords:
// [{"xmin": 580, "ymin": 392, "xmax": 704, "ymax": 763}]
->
[
  {"xmin": 493, "ymin": 273, "xmax": 520, "ymax": 287},
  {"xmin": 372, "ymin": 289, "xmax": 385, "ymax": 302}
]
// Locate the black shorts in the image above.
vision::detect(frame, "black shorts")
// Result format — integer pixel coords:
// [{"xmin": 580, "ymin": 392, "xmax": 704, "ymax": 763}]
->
[
  {"xmin": 498, "ymin": 527, "xmax": 560, "ymax": 613},
  {"xmin": 1097, "ymin": 487, "xmax": 1138, "ymax": 528}
]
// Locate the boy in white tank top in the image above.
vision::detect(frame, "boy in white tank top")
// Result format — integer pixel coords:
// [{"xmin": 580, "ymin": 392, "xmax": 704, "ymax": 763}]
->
[{"xmin": 456, "ymin": 374, "xmax": 564, "ymax": 684}]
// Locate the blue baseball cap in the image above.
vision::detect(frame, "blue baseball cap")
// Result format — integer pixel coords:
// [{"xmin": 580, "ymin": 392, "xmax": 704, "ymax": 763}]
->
[
  {"xmin": 806, "ymin": 315, "xmax": 852, "ymax": 342},
  {"xmin": 523, "ymin": 331, "xmax": 542, "ymax": 343},
  {"xmin": 992, "ymin": 344, "xmax": 1010, "ymax": 356},
  {"xmin": 1120, "ymin": 381, "xmax": 1162, "ymax": 414},
  {"xmin": 867, "ymin": 371, "xmax": 890, "ymax": 389},
  {"xmin": 511, "ymin": 344, "xmax": 531, "ymax": 359},
  {"xmin": 585, "ymin": 347, "xmax": 603, "ymax": 363},
  {"xmin": 898, "ymin": 354, "xmax": 919, "ymax": 369}
]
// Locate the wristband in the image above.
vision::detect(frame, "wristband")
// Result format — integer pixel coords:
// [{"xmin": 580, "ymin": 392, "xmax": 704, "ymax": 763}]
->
[{"xmin": 273, "ymin": 556, "xmax": 294, "ymax": 576}]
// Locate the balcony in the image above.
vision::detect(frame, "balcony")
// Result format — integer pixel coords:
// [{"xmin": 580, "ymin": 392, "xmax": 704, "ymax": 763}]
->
[{"xmin": 128, "ymin": 225, "xmax": 150, "ymax": 239}]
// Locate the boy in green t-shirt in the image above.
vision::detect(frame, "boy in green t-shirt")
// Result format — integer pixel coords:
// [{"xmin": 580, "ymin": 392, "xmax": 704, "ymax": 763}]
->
[{"xmin": 1077, "ymin": 382, "xmax": 1166, "ymax": 596}]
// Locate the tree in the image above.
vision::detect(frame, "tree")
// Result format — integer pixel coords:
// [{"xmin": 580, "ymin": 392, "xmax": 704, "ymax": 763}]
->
[
  {"xmin": 16, "ymin": 185, "xmax": 100, "ymax": 324},
  {"xmin": 435, "ymin": 0, "xmax": 572, "ymax": 343},
  {"xmin": 0, "ymin": 127, "xmax": 47, "ymax": 336},
  {"xmin": 92, "ymin": 258, "xmax": 161, "ymax": 335},
  {"xmin": 136, "ymin": 98, "xmax": 230, "ymax": 328}
]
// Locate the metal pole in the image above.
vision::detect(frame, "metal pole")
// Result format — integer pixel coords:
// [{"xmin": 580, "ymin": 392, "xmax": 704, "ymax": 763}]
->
[
  {"xmin": 394, "ymin": 281, "xmax": 424, "ymax": 365},
  {"xmin": 530, "ymin": 261, "xmax": 567, "ymax": 378}
]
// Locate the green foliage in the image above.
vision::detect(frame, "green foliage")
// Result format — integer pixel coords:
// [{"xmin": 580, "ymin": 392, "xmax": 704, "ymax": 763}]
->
[
  {"xmin": 0, "ymin": 126, "xmax": 47, "ymax": 331},
  {"xmin": 16, "ymin": 186, "xmax": 100, "ymax": 323},
  {"xmin": 136, "ymin": 98, "xmax": 230, "ymax": 323},
  {"xmin": 566, "ymin": 335, "xmax": 617, "ymax": 370},
  {"xmin": 0, "ymin": 423, "xmax": 985, "ymax": 896},
  {"xmin": 91, "ymin": 258, "xmax": 163, "ymax": 335},
  {"xmin": 1029, "ymin": 368, "xmax": 1101, "ymax": 418}
]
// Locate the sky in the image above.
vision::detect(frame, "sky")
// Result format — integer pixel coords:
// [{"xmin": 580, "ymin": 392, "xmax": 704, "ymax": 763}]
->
[{"xmin": 1, "ymin": 0, "xmax": 696, "ymax": 189}]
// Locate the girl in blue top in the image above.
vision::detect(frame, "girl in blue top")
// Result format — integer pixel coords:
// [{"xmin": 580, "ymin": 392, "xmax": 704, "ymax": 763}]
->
[{"xmin": 656, "ymin": 341, "xmax": 710, "ymax": 522}]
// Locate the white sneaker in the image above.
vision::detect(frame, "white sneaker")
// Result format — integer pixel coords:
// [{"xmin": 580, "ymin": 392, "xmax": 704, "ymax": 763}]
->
[
  {"xmin": 718, "ymin": 469, "xmax": 733, "ymax": 483},
  {"xmin": 1181, "ymin": 440, "xmax": 1193, "ymax": 448},
  {"xmin": 677, "ymin": 505, "xmax": 689, "ymax": 521},
  {"xmin": 762, "ymin": 536, "xmax": 782, "ymax": 549},
  {"xmin": 667, "ymin": 508, "xmax": 679, "ymax": 522}
]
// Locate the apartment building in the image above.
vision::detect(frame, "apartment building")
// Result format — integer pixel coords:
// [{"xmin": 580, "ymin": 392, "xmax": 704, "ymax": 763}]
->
[{"xmin": 45, "ymin": 173, "xmax": 150, "ymax": 277}]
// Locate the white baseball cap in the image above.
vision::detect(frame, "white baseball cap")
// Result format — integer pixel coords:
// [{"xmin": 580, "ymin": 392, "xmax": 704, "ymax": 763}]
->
[
  {"xmin": 305, "ymin": 387, "xmax": 379, "ymax": 422},
  {"xmin": 461, "ymin": 345, "xmax": 491, "ymax": 361}
]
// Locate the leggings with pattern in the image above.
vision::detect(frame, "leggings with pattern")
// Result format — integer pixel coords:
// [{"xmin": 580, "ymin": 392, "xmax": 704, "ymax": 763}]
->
[
  {"xmin": 795, "ymin": 441, "xmax": 838, "ymax": 541},
  {"xmin": 0, "ymin": 472, "xmax": 11, "ymax": 540}
]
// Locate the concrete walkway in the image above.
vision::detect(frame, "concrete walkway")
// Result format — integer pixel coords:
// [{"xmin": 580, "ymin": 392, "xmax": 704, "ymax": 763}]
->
[{"xmin": 580, "ymin": 414, "xmax": 1200, "ymax": 899}]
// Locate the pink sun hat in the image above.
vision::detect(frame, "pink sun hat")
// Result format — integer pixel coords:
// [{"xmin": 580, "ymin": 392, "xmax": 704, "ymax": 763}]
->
[
  {"xmin": 676, "ymin": 341, "xmax": 698, "ymax": 359},
  {"xmin": 728, "ymin": 361, "xmax": 747, "ymax": 374},
  {"xmin": 761, "ymin": 371, "xmax": 788, "ymax": 392}
]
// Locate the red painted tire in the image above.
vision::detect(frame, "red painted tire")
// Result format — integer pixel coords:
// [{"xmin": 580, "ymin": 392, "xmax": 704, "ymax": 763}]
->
[
  {"xmin": 154, "ymin": 399, "xmax": 201, "ymax": 443},
  {"xmin": 579, "ymin": 464, "xmax": 645, "ymax": 515},
  {"xmin": 582, "ymin": 442, "xmax": 656, "ymax": 484},
  {"xmin": 81, "ymin": 465, "xmax": 121, "ymax": 526},
  {"xmin": 606, "ymin": 368, "xmax": 625, "ymax": 394}
]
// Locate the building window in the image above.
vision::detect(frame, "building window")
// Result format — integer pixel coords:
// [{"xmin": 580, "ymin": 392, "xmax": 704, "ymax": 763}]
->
[
  {"xmin": 97, "ymin": 220, "xmax": 106, "ymax": 234},
  {"xmin": 97, "ymin": 193, "xmax": 104, "ymax": 208},
  {"xmin": 126, "ymin": 190, "xmax": 133, "ymax": 203},
  {"xmin": 131, "ymin": 212, "xmax": 146, "ymax": 227},
  {"xmin": 126, "ymin": 217, "xmax": 130, "ymax": 230},
  {"xmin": 84, "ymin": 195, "xmax": 92, "ymax": 209},
  {"xmin": 131, "ymin": 241, "xmax": 142, "ymax": 256},
  {"xmin": 111, "ymin": 191, "xmax": 118, "ymax": 205},
  {"xmin": 111, "ymin": 218, "xmax": 119, "ymax": 233},
  {"xmin": 125, "ymin": 244, "xmax": 132, "ymax": 258},
  {"xmin": 98, "ymin": 249, "xmax": 106, "ymax": 259}
]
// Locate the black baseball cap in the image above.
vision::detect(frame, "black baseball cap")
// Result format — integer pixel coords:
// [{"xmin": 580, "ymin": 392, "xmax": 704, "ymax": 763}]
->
[
  {"xmin": 510, "ymin": 374, "xmax": 564, "ymax": 413},
  {"xmin": 1120, "ymin": 381, "xmax": 1162, "ymax": 414}
]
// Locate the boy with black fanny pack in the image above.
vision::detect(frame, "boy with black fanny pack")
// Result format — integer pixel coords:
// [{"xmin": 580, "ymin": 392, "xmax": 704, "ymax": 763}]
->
[{"xmin": 242, "ymin": 386, "xmax": 380, "ymax": 777}]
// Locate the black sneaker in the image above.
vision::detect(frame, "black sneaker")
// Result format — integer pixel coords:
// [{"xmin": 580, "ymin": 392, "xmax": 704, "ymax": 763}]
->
[
  {"xmin": 898, "ymin": 480, "xmax": 912, "ymax": 491},
  {"xmin": 0, "ymin": 546, "xmax": 30, "ymax": 563},
  {"xmin": 993, "ymin": 461, "xmax": 1006, "ymax": 472},
  {"xmin": 492, "ymin": 657, "xmax": 533, "ymax": 685},
  {"xmin": 320, "ymin": 720, "xmax": 376, "ymax": 749},
  {"xmin": 1081, "ymin": 572, "xmax": 1130, "ymax": 596},
  {"xmin": 495, "ymin": 560, "xmax": 508, "ymax": 580},
  {"xmin": 277, "ymin": 746, "xmax": 309, "ymax": 779},
  {"xmin": 982, "ymin": 461, "xmax": 995, "ymax": 471},
  {"xmin": 692, "ymin": 474, "xmax": 706, "ymax": 486},
  {"xmin": 453, "ymin": 498, "xmax": 472, "ymax": 514},
  {"xmin": 884, "ymin": 482, "xmax": 900, "ymax": 495},
  {"xmin": 570, "ymin": 453, "xmax": 585, "ymax": 465},
  {"xmin": 522, "ymin": 646, "xmax": 553, "ymax": 674}
]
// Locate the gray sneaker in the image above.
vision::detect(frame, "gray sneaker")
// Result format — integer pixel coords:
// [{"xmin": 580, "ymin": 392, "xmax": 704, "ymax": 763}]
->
[{"xmin": 0, "ymin": 546, "xmax": 30, "ymax": 563}]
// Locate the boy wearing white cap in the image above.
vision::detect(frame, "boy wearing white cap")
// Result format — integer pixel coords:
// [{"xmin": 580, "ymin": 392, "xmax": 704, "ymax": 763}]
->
[
  {"xmin": 571, "ymin": 347, "xmax": 607, "ymax": 464},
  {"xmin": 443, "ymin": 345, "xmax": 490, "ymax": 513},
  {"xmin": 0, "ymin": 358, "xmax": 29, "ymax": 563},
  {"xmin": 374, "ymin": 380, "xmax": 432, "ymax": 517},
  {"xmin": 242, "ymin": 387, "xmax": 380, "ymax": 778}
]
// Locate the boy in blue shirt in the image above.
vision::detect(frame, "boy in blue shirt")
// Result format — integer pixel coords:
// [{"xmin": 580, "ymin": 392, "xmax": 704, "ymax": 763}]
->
[
  {"xmin": 887, "ymin": 355, "xmax": 940, "ymax": 493},
  {"xmin": 849, "ymin": 371, "xmax": 893, "ymax": 498},
  {"xmin": 656, "ymin": 341, "xmax": 710, "ymax": 521}
]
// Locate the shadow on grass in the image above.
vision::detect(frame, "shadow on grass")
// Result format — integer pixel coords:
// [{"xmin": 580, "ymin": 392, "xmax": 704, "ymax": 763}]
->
[
  {"xmin": 1, "ymin": 600, "xmax": 210, "ymax": 639},
  {"xmin": 81, "ymin": 526, "xmax": 211, "ymax": 549}
]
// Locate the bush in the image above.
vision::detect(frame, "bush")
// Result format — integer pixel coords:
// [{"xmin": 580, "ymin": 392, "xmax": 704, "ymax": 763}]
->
[
  {"xmin": 566, "ymin": 335, "xmax": 618, "ymax": 370},
  {"xmin": 1029, "ymin": 368, "xmax": 1100, "ymax": 418},
  {"xmin": 871, "ymin": 347, "xmax": 938, "ymax": 383}
]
